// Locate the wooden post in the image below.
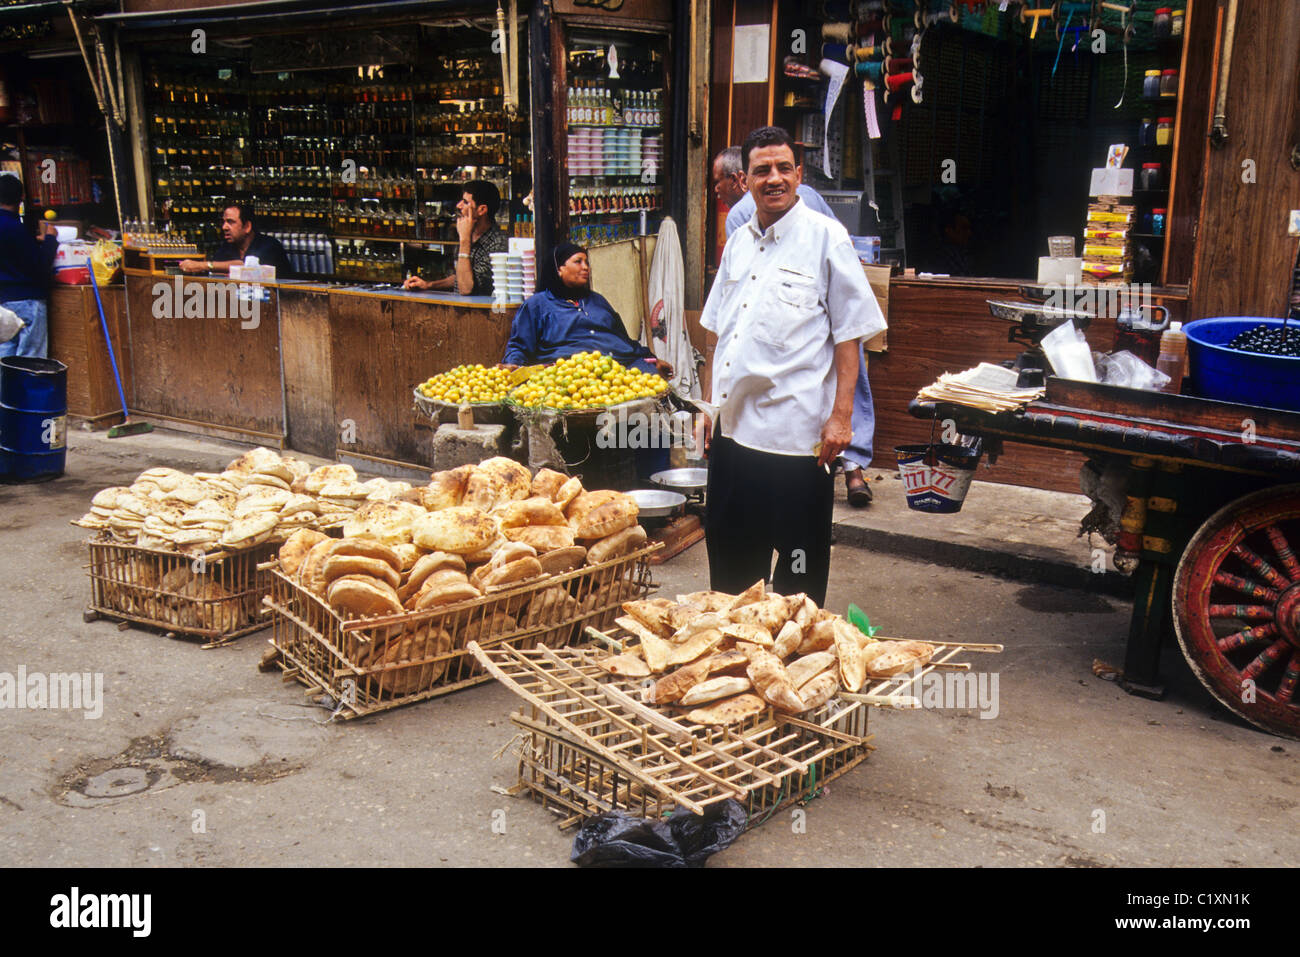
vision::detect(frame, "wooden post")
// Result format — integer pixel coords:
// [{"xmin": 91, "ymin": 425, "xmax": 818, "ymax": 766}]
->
[{"xmin": 530, "ymin": 0, "xmax": 557, "ymax": 259}]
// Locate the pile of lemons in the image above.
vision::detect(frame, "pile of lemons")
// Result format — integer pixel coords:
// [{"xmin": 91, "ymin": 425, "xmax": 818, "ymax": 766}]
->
[
  {"xmin": 417, "ymin": 364, "xmax": 515, "ymax": 404},
  {"xmin": 509, "ymin": 352, "xmax": 668, "ymax": 411}
]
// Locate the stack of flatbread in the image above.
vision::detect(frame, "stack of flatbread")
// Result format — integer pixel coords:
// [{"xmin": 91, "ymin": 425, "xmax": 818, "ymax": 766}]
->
[
  {"xmin": 74, "ymin": 448, "xmax": 409, "ymax": 553},
  {"xmin": 596, "ymin": 582, "xmax": 937, "ymax": 726}
]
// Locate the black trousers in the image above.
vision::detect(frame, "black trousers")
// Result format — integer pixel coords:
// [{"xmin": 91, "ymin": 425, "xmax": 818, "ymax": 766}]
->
[{"xmin": 704, "ymin": 428, "xmax": 835, "ymax": 606}]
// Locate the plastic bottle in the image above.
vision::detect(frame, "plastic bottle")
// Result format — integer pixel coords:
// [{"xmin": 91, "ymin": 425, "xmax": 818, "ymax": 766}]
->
[{"xmin": 1156, "ymin": 321, "xmax": 1187, "ymax": 393}]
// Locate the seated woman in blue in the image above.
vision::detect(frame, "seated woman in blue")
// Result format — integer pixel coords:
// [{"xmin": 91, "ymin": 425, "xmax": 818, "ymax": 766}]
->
[{"xmin": 501, "ymin": 242, "xmax": 672, "ymax": 378}]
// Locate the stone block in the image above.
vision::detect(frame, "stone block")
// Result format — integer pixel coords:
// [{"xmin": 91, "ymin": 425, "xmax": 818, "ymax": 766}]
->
[{"xmin": 433, "ymin": 423, "xmax": 507, "ymax": 470}]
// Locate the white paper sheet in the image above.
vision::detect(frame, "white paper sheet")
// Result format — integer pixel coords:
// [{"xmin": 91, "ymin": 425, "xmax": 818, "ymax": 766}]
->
[{"xmin": 732, "ymin": 25, "xmax": 770, "ymax": 83}]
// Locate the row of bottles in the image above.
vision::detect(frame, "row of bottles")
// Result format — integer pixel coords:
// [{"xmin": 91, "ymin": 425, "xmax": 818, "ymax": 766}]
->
[
  {"xmin": 569, "ymin": 220, "xmax": 656, "ymax": 247},
  {"xmin": 265, "ymin": 232, "xmax": 334, "ymax": 277},
  {"xmin": 565, "ymin": 84, "xmax": 663, "ymax": 128},
  {"xmin": 332, "ymin": 202, "xmax": 418, "ymax": 239},
  {"xmin": 334, "ymin": 240, "xmax": 403, "ymax": 283},
  {"xmin": 568, "ymin": 186, "xmax": 663, "ymax": 216}
]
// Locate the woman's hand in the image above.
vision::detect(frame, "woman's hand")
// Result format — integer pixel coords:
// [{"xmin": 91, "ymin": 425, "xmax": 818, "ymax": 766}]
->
[
  {"xmin": 496, "ymin": 362, "xmax": 519, "ymax": 371},
  {"xmin": 653, "ymin": 358, "xmax": 674, "ymax": 378}
]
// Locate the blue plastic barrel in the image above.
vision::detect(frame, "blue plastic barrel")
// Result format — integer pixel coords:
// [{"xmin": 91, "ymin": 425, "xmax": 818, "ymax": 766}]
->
[{"xmin": 0, "ymin": 356, "xmax": 68, "ymax": 482}]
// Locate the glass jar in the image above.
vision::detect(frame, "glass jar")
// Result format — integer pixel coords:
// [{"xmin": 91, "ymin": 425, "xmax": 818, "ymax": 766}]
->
[
  {"xmin": 1161, "ymin": 69, "xmax": 1178, "ymax": 96},
  {"xmin": 1171, "ymin": 9, "xmax": 1185, "ymax": 35},
  {"xmin": 1156, "ymin": 117, "xmax": 1174, "ymax": 146},
  {"xmin": 1151, "ymin": 208, "xmax": 1166, "ymax": 236},
  {"xmin": 1139, "ymin": 117, "xmax": 1156, "ymax": 147},
  {"xmin": 1141, "ymin": 163, "xmax": 1162, "ymax": 190},
  {"xmin": 1143, "ymin": 70, "xmax": 1162, "ymax": 98},
  {"xmin": 1143, "ymin": 210, "xmax": 1155, "ymax": 234},
  {"xmin": 1153, "ymin": 7, "xmax": 1172, "ymax": 38}
]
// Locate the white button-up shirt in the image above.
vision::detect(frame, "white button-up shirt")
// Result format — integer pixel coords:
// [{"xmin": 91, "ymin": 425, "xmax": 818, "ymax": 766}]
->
[{"xmin": 700, "ymin": 198, "xmax": 886, "ymax": 456}]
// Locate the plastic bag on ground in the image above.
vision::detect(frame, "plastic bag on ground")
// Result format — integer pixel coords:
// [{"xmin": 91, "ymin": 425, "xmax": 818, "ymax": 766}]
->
[{"xmin": 571, "ymin": 799, "xmax": 747, "ymax": 867}]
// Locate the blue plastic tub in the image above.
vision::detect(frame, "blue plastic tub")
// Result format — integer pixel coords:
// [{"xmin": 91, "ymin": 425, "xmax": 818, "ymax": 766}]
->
[{"xmin": 1183, "ymin": 317, "xmax": 1300, "ymax": 413}]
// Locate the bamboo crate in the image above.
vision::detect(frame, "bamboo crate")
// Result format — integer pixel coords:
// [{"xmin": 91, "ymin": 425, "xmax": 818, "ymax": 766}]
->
[
  {"xmin": 472, "ymin": 637, "xmax": 987, "ymax": 830},
  {"xmin": 265, "ymin": 545, "xmax": 659, "ymax": 719},
  {"xmin": 85, "ymin": 536, "xmax": 282, "ymax": 647}
]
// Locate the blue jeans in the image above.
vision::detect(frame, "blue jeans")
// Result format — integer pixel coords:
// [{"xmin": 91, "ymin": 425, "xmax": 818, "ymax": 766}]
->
[
  {"xmin": 842, "ymin": 348, "xmax": 875, "ymax": 470},
  {"xmin": 0, "ymin": 299, "xmax": 49, "ymax": 359}
]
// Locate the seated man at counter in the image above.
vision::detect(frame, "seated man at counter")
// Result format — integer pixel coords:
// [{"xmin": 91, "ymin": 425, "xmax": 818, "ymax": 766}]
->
[
  {"xmin": 179, "ymin": 203, "xmax": 290, "ymax": 276},
  {"xmin": 501, "ymin": 242, "xmax": 671, "ymax": 377},
  {"xmin": 402, "ymin": 181, "xmax": 507, "ymax": 297}
]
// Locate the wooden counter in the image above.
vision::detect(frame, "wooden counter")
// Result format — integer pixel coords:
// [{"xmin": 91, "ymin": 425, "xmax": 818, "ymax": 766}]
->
[
  {"xmin": 120, "ymin": 272, "xmax": 518, "ymax": 464},
  {"xmin": 124, "ymin": 271, "xmax": 287, "ymax": 444},
  {"xmin": 48, "ymin": 283, "xmax": 132, "ymax": 427},
  {"xmin": 869, "ymin": 277, "xmax": 1189, "ymax": 494},
  {"xmin": 325, "ymin": 287, "xmax": 517, "ymax": 469}
]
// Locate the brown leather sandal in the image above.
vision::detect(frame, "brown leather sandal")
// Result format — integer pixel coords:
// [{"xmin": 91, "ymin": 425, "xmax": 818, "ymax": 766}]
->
[{"xmin": 846, "ymin": 468, "xmax": 872, "ymax": 508}]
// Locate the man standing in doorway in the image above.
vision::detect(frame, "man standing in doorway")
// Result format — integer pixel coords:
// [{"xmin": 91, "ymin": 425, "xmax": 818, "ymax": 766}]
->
[
  {"xmin": 699, "ymin": 127, "xmax": 886, "ymax": 605},
  {"xmin": 0, "ymin": 173, "xmax": 57, "ymax": 358},
  {"xmin": 712, "ymin": 144, "xmax": 879, "ymax": 507}
]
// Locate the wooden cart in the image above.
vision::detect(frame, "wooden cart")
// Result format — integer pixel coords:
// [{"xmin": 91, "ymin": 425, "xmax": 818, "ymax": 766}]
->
[{"xmin": 913, "ymin": 378, "xmax": 1300, "ymax": 739}]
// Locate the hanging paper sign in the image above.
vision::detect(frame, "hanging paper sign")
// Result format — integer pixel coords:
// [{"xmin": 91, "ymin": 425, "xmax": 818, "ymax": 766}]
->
[{"xmin": 819, "ymin": 58, "xmax": 850, "ymax": 179}]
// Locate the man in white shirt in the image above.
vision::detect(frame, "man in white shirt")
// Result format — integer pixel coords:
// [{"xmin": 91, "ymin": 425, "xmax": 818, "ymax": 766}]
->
[
  {"xmin": 714, "ymin": 145, "xmax": 879, "ymax": 508},
  {"xmin": 699, "ymin": 127, "xmax": 887, "ymax": 605}
]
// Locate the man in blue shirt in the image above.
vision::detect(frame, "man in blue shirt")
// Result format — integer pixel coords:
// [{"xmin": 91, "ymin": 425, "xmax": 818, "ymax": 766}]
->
[
  {"xmin": 711, "ymin": 144, "xmax": 878, "ymax": 507},
  {"xmin": 0, "ymin": 174, "xmax": 58, "ymax": 359}
]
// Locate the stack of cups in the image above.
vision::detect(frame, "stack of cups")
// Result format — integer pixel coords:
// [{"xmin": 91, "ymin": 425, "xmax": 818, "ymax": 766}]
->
[
  {"xmin": 603, "ymin": 128, "xmax": 619, "ymax": 177},
  {"xmin": 642, "ymin": 134, "xmax": 662, "ymax": 183},
  {"xmin": 489, "ymin": 252, "xmax": 509, "ymax": 297},
  {"xmin": 570, "ymin": 128, "xmax": 592, "ymax": 176},
  {"xmin": 521, "ymin": 249, "xmax": 536, "ymax": 298},
  {"xmin": 505, "ymin": 253, "xmax": 525, "ymax": 302}
]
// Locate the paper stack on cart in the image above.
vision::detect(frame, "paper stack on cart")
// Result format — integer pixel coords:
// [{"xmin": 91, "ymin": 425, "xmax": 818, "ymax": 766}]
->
[{"xmin": 917, "ymin": 362, "xmax": 1045, "ymax": 413}]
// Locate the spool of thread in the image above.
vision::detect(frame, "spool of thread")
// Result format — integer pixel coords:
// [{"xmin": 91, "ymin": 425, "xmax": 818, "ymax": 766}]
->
[
  {"xmin": 886, "ymin": 56, "xmax": 914, "ymax": 72},
  {"xmin": 885, "ymin": 71, "xmax": 914, "ymax": 93},
  {"xmin": 915, "ymin": 9, "xmax": 948, "ymax": 28},
  {"xmin": 821, "ymin": 42, "xmax": 851, "ymax": 63},
  {"xmin": 822, "ymin": 22, "xmax": 853, "ymax": 42},
  {"xmin": 855, "ymin": 60, "xmax": 885, "ymax": 83},
  {"xmin": 853, "ymin": 43, "xmax": 878, "ymax": 60},
  {"xmin": 856, "ymin": 16, "xmax": 884, "ymax": 36},
  {"xmin": 1059, "ymin": 0, "xmax": 1092, "ymax": 14},
  {"xmin": 854, "ymin": 0, "xmax": 886, "ymax": 14},
  {"xmin": 820, "ymin": 0, "xmax": 852, "ymax": 20}
]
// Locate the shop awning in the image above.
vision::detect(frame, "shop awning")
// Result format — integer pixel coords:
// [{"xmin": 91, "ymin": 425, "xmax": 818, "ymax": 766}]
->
[{"xmin": 93, "ymin": 0, "xmax": 491, "ymax": 33}]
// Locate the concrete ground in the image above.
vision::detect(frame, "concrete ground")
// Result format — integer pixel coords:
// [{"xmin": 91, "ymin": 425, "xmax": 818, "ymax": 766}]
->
[{"xmin": 0, "ymin": 428, "xmax": 1295, "ymax": 867}]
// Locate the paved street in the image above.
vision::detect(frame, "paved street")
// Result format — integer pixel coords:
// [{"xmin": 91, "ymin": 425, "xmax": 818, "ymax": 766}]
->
[{"xmin": 1, "ymin": 428, "xmax": 1295, "ymax": 867}]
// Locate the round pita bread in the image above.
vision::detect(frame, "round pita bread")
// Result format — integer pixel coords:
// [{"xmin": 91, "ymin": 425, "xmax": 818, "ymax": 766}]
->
[
  {"xmin": 476, "ymin": 456, "xmax": 531, "ymax": 501},
  {"xmin": 530, "ymin": 468, "xmax": 568, "ymax": 500},
  {"xmin": 412, "ymin": 507, "xmax": 499, "ymax": 555},
  {"xmin": 502, "ymin": 524, "xmax": 576, "ymax": 552},
  {"xmin": 278, "ymin": 528, "xmax": 330, "ymax": 577},
  {"xmin": 323, "ymin": 554, "xmax": 401, "ymax": 590},
  {"xmin": 327, "ymin": 575, "xmax": 403, "ymax": 619}
]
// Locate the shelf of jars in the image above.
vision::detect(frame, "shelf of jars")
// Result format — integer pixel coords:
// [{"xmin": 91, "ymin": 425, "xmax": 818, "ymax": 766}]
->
[{"xmin": 142, "ymin": 50, "xmax": 530, "ymax": 280}]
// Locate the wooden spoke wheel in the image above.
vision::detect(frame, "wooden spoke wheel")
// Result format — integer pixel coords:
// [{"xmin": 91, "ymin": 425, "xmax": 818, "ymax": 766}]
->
[{"xmin": 1173, "ymin": 485, "xmax": 1300, "ymax": 739}]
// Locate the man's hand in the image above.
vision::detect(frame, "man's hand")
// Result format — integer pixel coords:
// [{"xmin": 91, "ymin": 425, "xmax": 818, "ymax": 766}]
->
[
  {"xmin": 38, "ymin": 222, "xmax": 57, "ymax": 239},
  {"xmin": 653, "ymin": 358, "xmax": 674, "ymax": 378},
  {"xmin": 455, "ymin": 204, "xmax": 478, "ymax": 243},
  {"xmin": 816, "ymin": 410, "xmax": 853, "ymax": 468},
  {"xmin": 178, "ymin": 258, "xmax": 208, "ymax": 274},
  {"xmin": 403, "ymin": 276, "xmax": 432, "ymax": 290},
  {"xmin": 496, "ymin": 362, "xmax": 519, "ymax": 371},
  {"xmin": 693, "ymin": 412, "xmax": 712, "ymax": 459}
]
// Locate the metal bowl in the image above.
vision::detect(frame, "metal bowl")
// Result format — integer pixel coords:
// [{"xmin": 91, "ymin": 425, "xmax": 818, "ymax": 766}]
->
[
  {"xmin": 627, "ymin": 488, "xmax": 686, "ymax": 519},
  {"xmin": 649, "ymin": 467, "xmax": 709, "ymax": 492}
]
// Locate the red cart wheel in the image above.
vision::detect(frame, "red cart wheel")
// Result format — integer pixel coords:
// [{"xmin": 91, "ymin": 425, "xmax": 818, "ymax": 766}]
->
[{"xmin": 1173, "ymin": 485, "xmax": 1300, "ymax": 739}]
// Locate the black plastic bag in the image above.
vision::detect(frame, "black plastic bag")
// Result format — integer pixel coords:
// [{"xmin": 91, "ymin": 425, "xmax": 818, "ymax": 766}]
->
[{"xmin": 570, "ymin": 799, "xmax": 748, "ymax": 868}]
